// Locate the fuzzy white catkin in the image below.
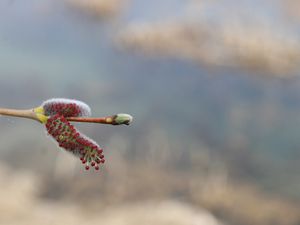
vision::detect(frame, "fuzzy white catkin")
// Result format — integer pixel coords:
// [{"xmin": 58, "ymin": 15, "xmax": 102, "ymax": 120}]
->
[{"xmin": 42, "ymin": 98, "xmax": 92, "ymax": 117}]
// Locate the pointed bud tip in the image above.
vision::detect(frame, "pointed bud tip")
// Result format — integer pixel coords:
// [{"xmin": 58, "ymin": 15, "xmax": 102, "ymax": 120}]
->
[{"xmin": 115, "ymin": 114, "xmax": 133, "ymax": 125}]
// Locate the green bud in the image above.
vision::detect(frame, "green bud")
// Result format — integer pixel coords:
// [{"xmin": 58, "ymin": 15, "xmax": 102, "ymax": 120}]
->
[{"xmin": 114, "ymin": 114, "xmax": 133, "ymax": 125}]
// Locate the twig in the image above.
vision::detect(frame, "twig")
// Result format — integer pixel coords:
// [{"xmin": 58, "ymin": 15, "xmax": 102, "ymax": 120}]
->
[{"xmin": 0, "ymin": 107, "xmax": 132, "ymax": 125}]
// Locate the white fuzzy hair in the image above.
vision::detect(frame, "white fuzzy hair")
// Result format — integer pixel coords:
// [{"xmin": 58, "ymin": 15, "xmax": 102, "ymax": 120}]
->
[{"xmin": 42, "ymin": 98, "xmax": 92, "ymax": 117}]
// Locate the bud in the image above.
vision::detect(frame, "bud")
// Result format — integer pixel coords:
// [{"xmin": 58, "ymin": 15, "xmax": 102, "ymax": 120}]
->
[{"xmin": 113, "ymin": 113, "xmax": 133, "ymax": 125}]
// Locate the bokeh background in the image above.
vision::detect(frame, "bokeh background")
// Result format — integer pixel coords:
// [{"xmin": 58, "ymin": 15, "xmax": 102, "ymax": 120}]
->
[{"xmin": 0, "ymin": 0, "xmax": 300, "ymax": 224}]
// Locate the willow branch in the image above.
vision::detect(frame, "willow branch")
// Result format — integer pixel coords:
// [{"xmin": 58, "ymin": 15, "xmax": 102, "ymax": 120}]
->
[
  {"xmin": 67, "ymin": 114, "xmax": 132, "ymax": 125},
  {"xmin": 0, "ymin": 108, "xmax": 39, "ymax": 122},
  {"xmin": 0, "ymin": 107, "xmax": 132, "ymax": 125}
]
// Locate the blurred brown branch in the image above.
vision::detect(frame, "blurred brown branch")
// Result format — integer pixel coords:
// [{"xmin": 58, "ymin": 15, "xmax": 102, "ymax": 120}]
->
[
  {"xmin": 117, "ymin": 21, "xmax": 300, "ymax": 76},
  {"xmin": 65, "ymin": 0, "xmax": 128, "ymax": 18}
]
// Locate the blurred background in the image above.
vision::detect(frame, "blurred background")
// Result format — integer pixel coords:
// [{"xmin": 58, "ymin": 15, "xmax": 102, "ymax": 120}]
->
[{"xmin": 0, "ymin": 0, "xmax": 300, "ymax": 224}]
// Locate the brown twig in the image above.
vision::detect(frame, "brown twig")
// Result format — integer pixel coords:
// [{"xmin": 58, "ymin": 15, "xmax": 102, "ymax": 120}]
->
[
  {"xmin": 0, "ymin": 108, "xmax": 39, "ymax": 122},
  {"xmin": 0, "ymin": 107, "xmax": 132, "ymax": 125}
]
